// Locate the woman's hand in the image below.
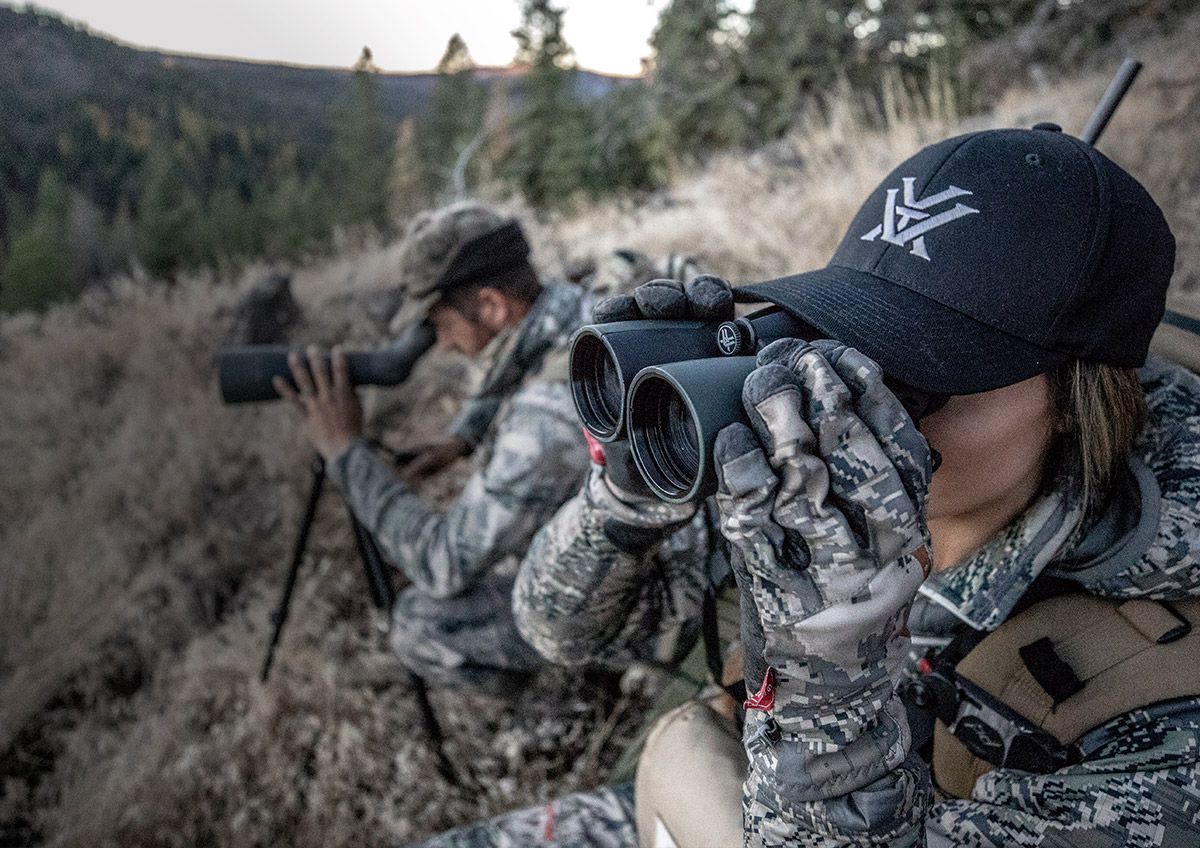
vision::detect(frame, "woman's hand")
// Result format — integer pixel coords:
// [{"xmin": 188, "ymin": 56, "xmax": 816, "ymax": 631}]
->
[
  {"xmin": 592, "ymin": 274, "xmax": 735, "ymax": 323},
  {"xmin": 713, "ymin": 338, "xmax": 932, "ymax": 794},
  {"xmin": 273, "ymin": 345, "xmax": 365, "ymax": 463}
]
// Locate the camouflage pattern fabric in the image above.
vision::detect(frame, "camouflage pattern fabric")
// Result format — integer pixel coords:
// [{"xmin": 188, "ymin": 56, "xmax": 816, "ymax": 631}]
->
[
  {"xmin": 327, "ymin": 283, "xmax": 590, "ymax": 684},
  {"xmin": 388, "ymin": 571, "xmax": 545, "ymax": 694},
  {"xmin": 514, "ymin": 465, "xmax": 711, "ymax": 669},
  {"xmin": 724, "ymin": 351, "xmax": 1200, "ymax": 847},
  {"xmin": 408, "ymin": 783, "xmax": 637, "ymax": 848},
  {"xmin": 928, "ymin": 697, "xmax": 1200, "ymax": 847},
  {"xmin": 712, "ymin": 339, "xmax": 932, "ymax": 847},
  {"xmin": 495, "ymin": 265, "xmax": 1200, "ymax": 848},
  {"xmin": 1066, "ymin": 358, "xmax": 1200, "ymax": 601}
]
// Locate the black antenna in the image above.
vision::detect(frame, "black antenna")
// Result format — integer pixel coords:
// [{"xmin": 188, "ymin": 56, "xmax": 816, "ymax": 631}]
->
[{"xmin": 1080, "ymin": 58, "xmax": 1142, "ymax": 145}]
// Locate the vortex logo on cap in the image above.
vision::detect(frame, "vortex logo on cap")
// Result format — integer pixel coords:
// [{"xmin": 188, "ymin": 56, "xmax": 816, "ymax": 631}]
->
[{"xmin": 861, "ymin": 177, "xmax": 979, "ymax": 261}]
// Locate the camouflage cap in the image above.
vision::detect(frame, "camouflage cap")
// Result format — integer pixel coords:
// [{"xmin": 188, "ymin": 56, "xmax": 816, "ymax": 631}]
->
[{"xmin": 393, "ymin": 201, "xmax": 531, "ymax": 324}]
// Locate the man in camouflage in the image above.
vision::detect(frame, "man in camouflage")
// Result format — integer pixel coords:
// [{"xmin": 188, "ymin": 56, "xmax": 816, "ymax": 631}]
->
[
  {"xmin": 276, "ymin": 201, "xmax": 595, "ymax": 689},
  {"xmin": 417, "ymin": 129, "xmax": 1200, "ymax": 846}
]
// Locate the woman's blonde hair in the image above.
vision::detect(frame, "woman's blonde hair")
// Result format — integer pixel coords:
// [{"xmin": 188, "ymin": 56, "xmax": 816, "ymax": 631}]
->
[{"xmin": 1048, "ymin": 361, "xmax": 1147, "ymax": 516}]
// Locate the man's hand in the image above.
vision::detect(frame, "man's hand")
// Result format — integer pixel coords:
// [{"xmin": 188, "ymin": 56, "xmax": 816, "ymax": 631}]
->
[
  {"xmin": 395, "ymin": 435, "xmax": 469, "ymax": 482},
  {"xmin": 273, "ymin": 345, "xmax": 364, "ymax": 462}
]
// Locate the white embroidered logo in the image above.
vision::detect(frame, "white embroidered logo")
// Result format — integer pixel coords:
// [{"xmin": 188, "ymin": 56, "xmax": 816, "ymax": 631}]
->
[{"xmin": 861, "ymin": 177, "xmax": 979, "ymax": 260}]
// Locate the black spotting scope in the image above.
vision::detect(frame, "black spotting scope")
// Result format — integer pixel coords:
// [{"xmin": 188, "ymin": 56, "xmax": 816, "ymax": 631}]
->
[
  {"xmin": 218, "ymin": 322, "xmax": 436, "ymax": 404},
  {"xmin": 569, "ymin": 308, "xmax": 945, "ymax": 503}
]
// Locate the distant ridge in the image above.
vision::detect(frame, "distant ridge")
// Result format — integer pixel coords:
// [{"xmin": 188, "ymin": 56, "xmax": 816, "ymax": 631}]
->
[{"xmin": 0, "ymin": 5, "xmax": 630, "ymax": 222}]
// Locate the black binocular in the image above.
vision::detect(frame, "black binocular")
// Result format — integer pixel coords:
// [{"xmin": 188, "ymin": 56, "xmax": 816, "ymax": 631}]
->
[
  {"xmin": 570, "ymin": 307, "xmax": 943, "ymax": 503},
  {"xmin": 218, "ymin": 322, "xmax": 436, "ymax": 404}
]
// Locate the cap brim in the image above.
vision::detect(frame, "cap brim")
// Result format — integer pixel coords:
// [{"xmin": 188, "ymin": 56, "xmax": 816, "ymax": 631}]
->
[{"xmin": 737, "ymin": 265, "xmax": 1069, "ymax": 394}]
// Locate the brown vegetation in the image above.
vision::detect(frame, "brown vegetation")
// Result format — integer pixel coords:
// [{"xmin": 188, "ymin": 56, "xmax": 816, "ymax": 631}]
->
[{"xmin": 2, "ymin": 19, "xmax": 1198, "ymax": 846}]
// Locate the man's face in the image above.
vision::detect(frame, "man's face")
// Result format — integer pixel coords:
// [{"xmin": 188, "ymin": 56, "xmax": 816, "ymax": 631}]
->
[{"xmin": 428, "ymin": 301, "xmax": 499, "ymax": 357}]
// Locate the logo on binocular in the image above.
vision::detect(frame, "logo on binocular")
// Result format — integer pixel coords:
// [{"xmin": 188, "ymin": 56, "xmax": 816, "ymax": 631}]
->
[
  {"xmin": 861, "ymin": 177, "xmax": 979, "ymax": 261},
  {"xmin": 717, "ymin": 322, "xmax": 742, "ymax": 355}
]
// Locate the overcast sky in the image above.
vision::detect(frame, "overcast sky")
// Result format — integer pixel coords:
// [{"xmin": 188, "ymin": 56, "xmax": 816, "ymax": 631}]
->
[{"xmin": 18, "ymin": 0, "xmax": 708, "ymax": 75}]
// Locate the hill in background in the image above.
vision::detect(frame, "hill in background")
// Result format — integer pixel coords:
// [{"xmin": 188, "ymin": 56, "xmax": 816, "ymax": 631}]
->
[{"xmin": 0, "ymin": 5, "xmax": 632, "ymax": 309}]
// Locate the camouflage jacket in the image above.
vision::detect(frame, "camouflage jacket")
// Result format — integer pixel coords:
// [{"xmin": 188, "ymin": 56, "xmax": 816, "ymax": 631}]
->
[
  {"xmin": 515, "ymin": 357, "xmax": 1200, "ymax": 846},
  {"xmin": 329, "ymin": 282, "xmax": 591, "ymax": 598}
]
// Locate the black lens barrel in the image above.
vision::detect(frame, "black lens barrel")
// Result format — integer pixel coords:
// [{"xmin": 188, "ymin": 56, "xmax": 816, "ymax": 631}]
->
[
  {"xmin": 627, "ymin": 356, "xmax": 759, "ymax": 503},
  {"xmin": 569, "ymin": 306, "xmax": 835, "ymax": 499},
  {"xmin": 218, "ymin": 322, "xmax": 436, "ymax": 404},
  {"xmin": 569, "ymin": 320, "xmax": 725, "ymax": 442}
]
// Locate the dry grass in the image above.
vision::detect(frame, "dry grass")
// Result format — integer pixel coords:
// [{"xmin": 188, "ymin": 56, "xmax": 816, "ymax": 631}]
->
[{"xmin": 2, "ymin": 22, "xmax": 1198, "ymax": 847}]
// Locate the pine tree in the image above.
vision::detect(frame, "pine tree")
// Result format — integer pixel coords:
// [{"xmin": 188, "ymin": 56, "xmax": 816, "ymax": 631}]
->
[
  {"xmin": 649, "ymin": 0, "xmax": 744, "ymax": 157},
  {"xmin": 739, "ymin": 0, "xmax": 858, "ymax": 142},
  {"xmin": 388, "ymin": 118, "xmax": 429, "ymax": 222},
  {"xmin": 585, "ymin": 83, "xmax": 672, "ymax": 195},
  {"xmin": 503, "ymin": 0, "xmax": 590, "ymax": 206},
  {"xmin": 418, "ymin": 34, "xmax": 487, "ymax": 198},
  {"xmin": 328, "ymin": 46, "xmax": 392, "ymax": 232},
  {"xmin": 0, "ymin": 171, "xmax": 72, "ymax": 311},
  {"xmin": 138, "ymin": 145, "xmax": 204, "ymax": 278}
]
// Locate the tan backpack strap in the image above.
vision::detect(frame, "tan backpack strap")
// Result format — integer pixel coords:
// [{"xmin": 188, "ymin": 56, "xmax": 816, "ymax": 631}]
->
[{"xmin": 929, "ymin": 593, "xmax": 1200, "ymax": 798}]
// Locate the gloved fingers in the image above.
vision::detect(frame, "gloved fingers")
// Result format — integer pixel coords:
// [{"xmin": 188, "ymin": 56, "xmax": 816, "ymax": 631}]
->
[
  {"xmin": 633, "ymin": 278, "xmax": 689, "ymax": 319},
  {"xmin": 786, "ymin": 343, "xmax": 924, "ymax": 567},
  {"xmin": 683, "ymin": 275, "xmax": 735, "ymax": 320},
  {"xmin": 811, "ymin": 340, "xmax": 932, "ymax": 512},
  {"xmin": 594, "ymin": 275, "xmax": 735, "ymax": 323},
  {"xmin": 741, "ymin": 359, "xmax": 861, "ymax": 577},
  {"xmin": 592, "ymin": 293, "xmax": 641, "ymax": 323},
  {"xmin": 716, "ymin": 423, "xmax": 830, "ymax": 620},
  {"xmin": 713, "ymin": 422, "xmax": 778, "ymax": 546}
]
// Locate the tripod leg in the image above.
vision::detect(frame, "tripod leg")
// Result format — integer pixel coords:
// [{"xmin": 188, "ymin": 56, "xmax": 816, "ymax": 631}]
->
[
  {"xmin": 346, "ymin": 509, "xmax": 396, "ymax": 611},
  {"xmin": 406, "ymin": 670, "xmax": 462, "ymax": 784},
  {"xmin": 261, "ymin": 455, "xmax": 325, "ymax": 682},
  {"xmin": 345, "ymin": 513, "xmax": 459, "ymax": 783}
]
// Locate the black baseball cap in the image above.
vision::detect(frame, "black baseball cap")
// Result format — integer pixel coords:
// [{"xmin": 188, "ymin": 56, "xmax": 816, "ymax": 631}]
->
[{"xmin": 737, "ymin": 125, "xmax": 1176, "ymax": 394}]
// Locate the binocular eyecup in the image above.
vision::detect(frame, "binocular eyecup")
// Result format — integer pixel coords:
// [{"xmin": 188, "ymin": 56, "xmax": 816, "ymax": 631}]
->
[{"xmin": 218, "ymin": 322, "xmax": 436, "ymax": 404}]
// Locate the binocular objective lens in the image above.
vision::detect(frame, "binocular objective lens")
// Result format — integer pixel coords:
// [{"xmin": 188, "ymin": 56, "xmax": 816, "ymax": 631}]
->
[
  {"xmin": 572, "ymin": 334, "xmax": 623, "ymax": 437},
  {"xmin": 634, "ymin": 377, "xmax": 702, "ymax": 500}
]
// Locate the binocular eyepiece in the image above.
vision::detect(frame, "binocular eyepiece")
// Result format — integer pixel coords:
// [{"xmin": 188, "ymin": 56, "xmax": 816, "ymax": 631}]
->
[
  {"xmin": 570, "ymin": 308, "xmax": 943, "ymax": 503},
  {"xmin": 218, "ymin": 322, "xmax": 436, "ymax": 404}
]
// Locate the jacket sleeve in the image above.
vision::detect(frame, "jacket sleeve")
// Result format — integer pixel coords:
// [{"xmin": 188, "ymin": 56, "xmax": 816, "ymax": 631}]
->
[
  {"xmin": 737, "ymin": 557, "xmax": 931, "ymax": 848},
  {"xmin": 514, "ymin": 466, "xmax": 710, "ymax": 667},
  {"xmin": 448, "ymin": 393, "xmax": 502, "ymax": 450},
  {"xmin": 927, "ymin": 699, "xmax": 1200, "ymax": 847},
  {"xmin": 329, "ymin": 383, "xmax": 589, "ymax": 599}
]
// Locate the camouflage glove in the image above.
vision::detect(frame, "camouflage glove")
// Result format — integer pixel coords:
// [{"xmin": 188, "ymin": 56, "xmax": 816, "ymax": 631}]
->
[
  {"xmin": 592, "ymin": 274, "xmax": 735, "ymax": 323},
  {"xmin": 714, "ymin": 339, "xmax": 932, "ymax": 836}
]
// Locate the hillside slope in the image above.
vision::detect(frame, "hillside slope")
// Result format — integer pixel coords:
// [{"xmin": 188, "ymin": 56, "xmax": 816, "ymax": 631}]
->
[{"xmin": 1, "ymin": 15, "xmax": 1198, "ymax": 846}]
